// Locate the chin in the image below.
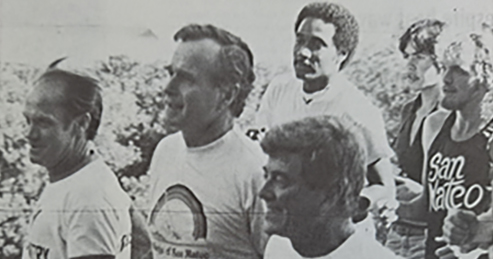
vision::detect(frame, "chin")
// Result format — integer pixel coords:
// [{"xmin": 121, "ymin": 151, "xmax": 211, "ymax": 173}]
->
[
  {"xmin": 295, "ymin": 71, "xmax": 307, "ymax": 80},
  {"xmin": 263, "ymin": 220, "xmax": 286, "ymax": 236},
  {"xmin": 440, "ymin": 100, "xmax": 457, "ymax": 111}
]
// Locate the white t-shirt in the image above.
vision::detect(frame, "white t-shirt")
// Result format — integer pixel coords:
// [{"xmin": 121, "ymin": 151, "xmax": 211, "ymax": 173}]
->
[
  {"xmin": 264, "ymin": 228, "xmax": 401, "ymax": 259},
  {"xmin": 148, "ymin": 127, "xmax": 267, "ymax": 259},
  {"xmin": 23, "ymin": 157, "xmax": 132, "ymax": 259},
  {"xmin": 256, "ymin": 73, "xmax": 393, "ymax": 164}
]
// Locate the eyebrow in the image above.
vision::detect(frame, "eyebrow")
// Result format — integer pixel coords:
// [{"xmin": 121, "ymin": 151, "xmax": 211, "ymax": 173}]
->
[
  {"xmin": 171, "ymin": 67, "xmax": 195, "ymax": 82},
  {"xmin": 296, "ymin": 33, "xmax": 328, "ymax": 47}
]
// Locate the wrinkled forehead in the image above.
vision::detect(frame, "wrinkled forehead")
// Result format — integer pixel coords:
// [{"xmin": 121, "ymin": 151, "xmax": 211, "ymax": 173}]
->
[
  {"xmin": 25, "ymin": 80, "xmax": 66, "ymax": 111},
  {"xmin": 171, "ymin": 39, "xmax": 222, "ymax": 74}
]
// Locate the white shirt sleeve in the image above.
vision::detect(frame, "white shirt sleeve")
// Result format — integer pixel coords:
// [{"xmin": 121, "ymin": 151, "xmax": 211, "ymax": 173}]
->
[
  {"xmin": 65, "ymin": 198, "xmax": 130, "ymax": 258},
  {"xmin": 255, "ymin": 77, "xmax": 284, "ymax": 131}
]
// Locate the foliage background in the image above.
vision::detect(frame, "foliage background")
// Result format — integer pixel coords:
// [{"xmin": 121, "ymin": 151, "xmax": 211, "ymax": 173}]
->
[{"xmin": 1, "ymin": 42, "xmax": 492, "ymax": 258}]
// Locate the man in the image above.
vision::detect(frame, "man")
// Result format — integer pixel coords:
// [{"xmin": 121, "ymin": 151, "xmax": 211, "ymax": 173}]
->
[
  {"xmin": 22, "ymin": 67, "xmax": 132, "ymax": 259},
  {"xmin": 387, "ymin": 19, "xmax": 445, "ymax": 258},
  {"xmin": 147, "ymin": 24, "xmax": 266, "ymax": 258},
  {"xmin": 397, "ymin": 25, "xmax": 493, "ymax": 259},
  {"xmin": 259, "ymin": 116, "xmax": 400, "ymax": 258},
  {"xmin": 254, "ymin": 2, "xmax": 396, "ymax": 215}
]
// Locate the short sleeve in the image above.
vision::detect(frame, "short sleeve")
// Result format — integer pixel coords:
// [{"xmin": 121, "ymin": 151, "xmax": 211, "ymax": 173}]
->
[
  {"xmin": 255, "ymin": 76, "xmax": 286, "ymax": 130},
  {"xmin": 66, "ymin": 199, "xmax": 131, "ymax": 258},
  {"xmin": 244, "ymin": 167, "xmax": 268, "ymax": 256},
  {"xmin": 350, "ymin": 106, "xmax": 394, "ymax": 165}
]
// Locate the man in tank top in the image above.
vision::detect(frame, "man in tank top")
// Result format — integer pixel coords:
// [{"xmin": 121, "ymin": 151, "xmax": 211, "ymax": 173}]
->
[{"xmin": 397, "ymin": 25, "xmax": 493, "ymax": 259}]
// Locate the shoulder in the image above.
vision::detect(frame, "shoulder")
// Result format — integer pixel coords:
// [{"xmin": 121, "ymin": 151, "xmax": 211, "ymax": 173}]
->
[
  {"xmin": 230, "ymin": 129, "xmax": 267, "ymax": 169},
  {"xmin": 65, "ymin": 160, "xmax": 130, "ymax": 210},
  {"xmin": 263, "ymin": 73, "xmax": 300, "ymax": 100},
  {"xmin": 153, "ymin": 132, "xmax": 183, "ymax": 156},
  {"xmin": 264, "ymin": 235, "xmax": 300, "ymax": 259},
  {"xmin": 347, "ymin": 231, "xmax": 402, "ymax": 259}
]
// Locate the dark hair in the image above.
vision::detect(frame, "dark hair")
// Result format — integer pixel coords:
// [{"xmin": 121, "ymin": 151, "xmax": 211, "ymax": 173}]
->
[
  {"xmin": 174, "ymin": 24, "xmax": 256, "ymax": 117},
  {"xmin": 35, "ymin": 68, "xmax": 103, "ymax": 140},
  {"xmin": 294, "ymin": 2, "xmax": 359, "ymax": 70},
  {"xmin": 260, "ymin": 115, "xmax": 366, "ymax": 217},
  {"xmin": 399, "ymin": 19, "xmax": 445, "ymax": 58}
]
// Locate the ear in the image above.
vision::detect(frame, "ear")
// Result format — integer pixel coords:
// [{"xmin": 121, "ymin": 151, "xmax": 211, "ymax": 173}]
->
[
  {"xmin": 74, "ymin": 112, "xmax": 92, "ymax": 135},
  {"xmin": 337, "ymin": 51, "xmax": 349, "ymax": 70},
  {"xmin": 218, "ymin": 84, "xmax": 240, "ymax": 110}
]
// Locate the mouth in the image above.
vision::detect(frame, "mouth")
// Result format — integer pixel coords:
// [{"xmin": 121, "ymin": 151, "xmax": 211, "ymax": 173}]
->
[
  {"xmin": 29, "ymin": 144, "xmax": 43, "ymax": 153},
  {"xmin": 265, "ymin": 206, "xmax": 286, "ymax": 221},
  {"xmin": 163, "ymin": 98, "xmax": 184, "ymax": 114},
  {"xmin": 406, "ymin": 73, "xmax": 420, "ymax": 82},
  {"xmin": 294, "ymin": 60, "xmax": 315, "ymax": 74},
  {"xmin": 442, "ymin": 86, "xmax": 456, "ymax": 94}
]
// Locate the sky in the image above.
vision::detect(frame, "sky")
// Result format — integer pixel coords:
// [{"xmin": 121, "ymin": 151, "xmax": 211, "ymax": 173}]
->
[{"xmin": 1, "ymin": 0, "xmax": 492, "ymax": 67}]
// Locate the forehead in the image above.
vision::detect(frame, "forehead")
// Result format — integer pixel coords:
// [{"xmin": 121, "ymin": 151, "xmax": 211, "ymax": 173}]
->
[
  {"xmin": 266, "ymin": 153, "xmax": 302, "ymax": 174},
  {"xmin": 24, "ymin": 82, "xmax": 66, "ymax": 117},
  {"xmin": 296, "ymin": 17, "xmax": 336, "ymax": 43},
  {"xmin": 404, "ymin": 43, "xmax": 431, "ymax": 57},
  {"xmin": 171, "ymin": 39, "xmax": 222, "ymax": 75}
]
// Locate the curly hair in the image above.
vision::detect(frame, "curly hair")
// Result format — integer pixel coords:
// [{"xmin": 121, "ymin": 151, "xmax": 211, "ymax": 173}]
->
[
  {"xmin": 294, "ymin": 2, "xmax": 359, "ymax": 70},
  {"xmin": 399, "ymin": 19, "xmax": 445, "ymax": 60},
  {"xmin": 260, "ymin": 115, "xmax": 366, "ymax": 218},
  {"xmin": 35, "ymin": 66, "xmax": 103, "ymax": 140},
  {"xmin": 174, "ymin": 24, "xmax": 256, "ymax": 117},
  {"xmin": 441, "ymin": 23, "xmax": 493, "ymax": 89}
]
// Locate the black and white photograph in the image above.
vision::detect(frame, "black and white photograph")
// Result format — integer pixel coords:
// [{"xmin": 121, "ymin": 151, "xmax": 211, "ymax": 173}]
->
[{"xmin": 1, "ymin": 0, "xmax": 493, "ymax": 258}]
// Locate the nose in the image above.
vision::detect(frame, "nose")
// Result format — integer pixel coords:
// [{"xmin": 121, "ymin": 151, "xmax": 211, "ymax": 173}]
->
[
  {"xmin": 259, "ymin": 180, "xmax": 276, "ymax": 202},
  {"xmin": 24, "ymin": 123, "xmax": 38, "ymax": 143},
  {"xmin": 442, "ymin": 70, "xmax": 453, "ymax": 85},
  {"xmin": 407, "ymin": 63, "xmax": 417, "ymax": 72},
  {"xmin": 163, "ymin": 76, "xmax": 180, "ymax": 97},
  {"xmin": 299, "ymin": 48, "xmax": 312, "ymax": 59}
]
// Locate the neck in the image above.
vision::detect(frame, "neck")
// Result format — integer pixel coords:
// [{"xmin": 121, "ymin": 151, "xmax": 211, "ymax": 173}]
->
[
  {"xmin": 48, "ymin": 142, "xmax": 93, "ymax": 183},
  {"xmin": 303, "ymin": 76, "xmax": 330, "ymax": 94},
  {"xmin": 182, "ymin": 114, "xmax": 234, "ymax": 148},
  {"xmin": 453, "ymin": 101, "xmax": 482, "ymax": 141},
  {"xmin": 421, "ymin": 85, "xmax": 440, "ymax": 108},
  {"xmin": 291, "ymin": 218, "xmax": 354, "ymax": 257}
]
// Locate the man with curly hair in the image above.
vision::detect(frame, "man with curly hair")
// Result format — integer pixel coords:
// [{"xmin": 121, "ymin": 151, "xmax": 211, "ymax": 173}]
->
[
  {"xmin": 386, "ymin": 18, "xmax": 445, "ymax": 259},
  {"xmin": 398, "ymin": 24, "xmax": 493, "ymax": 259},
  {"xmin": 147, "ymin": 24, "xmax": 267, "ymax": 259},
  {"xmin": 254, "ymin": 1, "xmax": 396, "ymax": 233},
  {"xmin": 259, "ymin": 116, "xmax": 400, "ymax": 258}
]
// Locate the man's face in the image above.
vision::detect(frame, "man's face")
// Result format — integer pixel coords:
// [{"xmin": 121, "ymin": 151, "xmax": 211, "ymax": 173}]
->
[
  {"xmin": 259, "ymin": 153, "xmax": 333, "ymax": 237},
  {"xmin": 163, "ymin": 39, "xmax": 225, "ymax": 132},
  {"xmin": 441, "ymin": 65, "xmax": 474, "ymax": 110},
  {"xmin": 23, "ymin": 84, "xmax": 78, "ymax": 168},
  {"xmin": 293, "ymin": 18, "xmax": 346, "ymax": 82},
  {"xmin": 403, "ymin": 44, "xmax": 435, "ymax": 90}
]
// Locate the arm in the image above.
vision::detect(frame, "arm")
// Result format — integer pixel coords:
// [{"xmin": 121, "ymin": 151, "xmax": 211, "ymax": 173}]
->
[
  {"xmin": 395, "ymin": 110, "xmax": 451, "ymax": 222},
  {"xmin": 246, "ymin": 168, "xmax": 269, "ymax": 257},
  {"xmin": 66, "ymin": 199, "xmax": 131, "ymax": 259},
  {"xmin": 130, "ymin": 204, "xmax": 153, "ymax": 259}
]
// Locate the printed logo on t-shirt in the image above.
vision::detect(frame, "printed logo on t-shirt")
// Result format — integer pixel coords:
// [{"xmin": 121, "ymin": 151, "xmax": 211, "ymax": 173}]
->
[
  {"xmin": 149, "ymin": 184, "xmax": 210, "ymax": 258},
  {"xmin": 26, "ymin": 243, "xmax": 49, "ymax": 259},
  {"xmin": 428, "ymin": 152, "xmax": 488, "ymax": 211}
]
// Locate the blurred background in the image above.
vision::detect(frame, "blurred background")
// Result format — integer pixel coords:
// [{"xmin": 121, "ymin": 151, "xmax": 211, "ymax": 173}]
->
[{"xmin": 0, "ymin": 0, "xmax": 492, "ymax": 257}]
